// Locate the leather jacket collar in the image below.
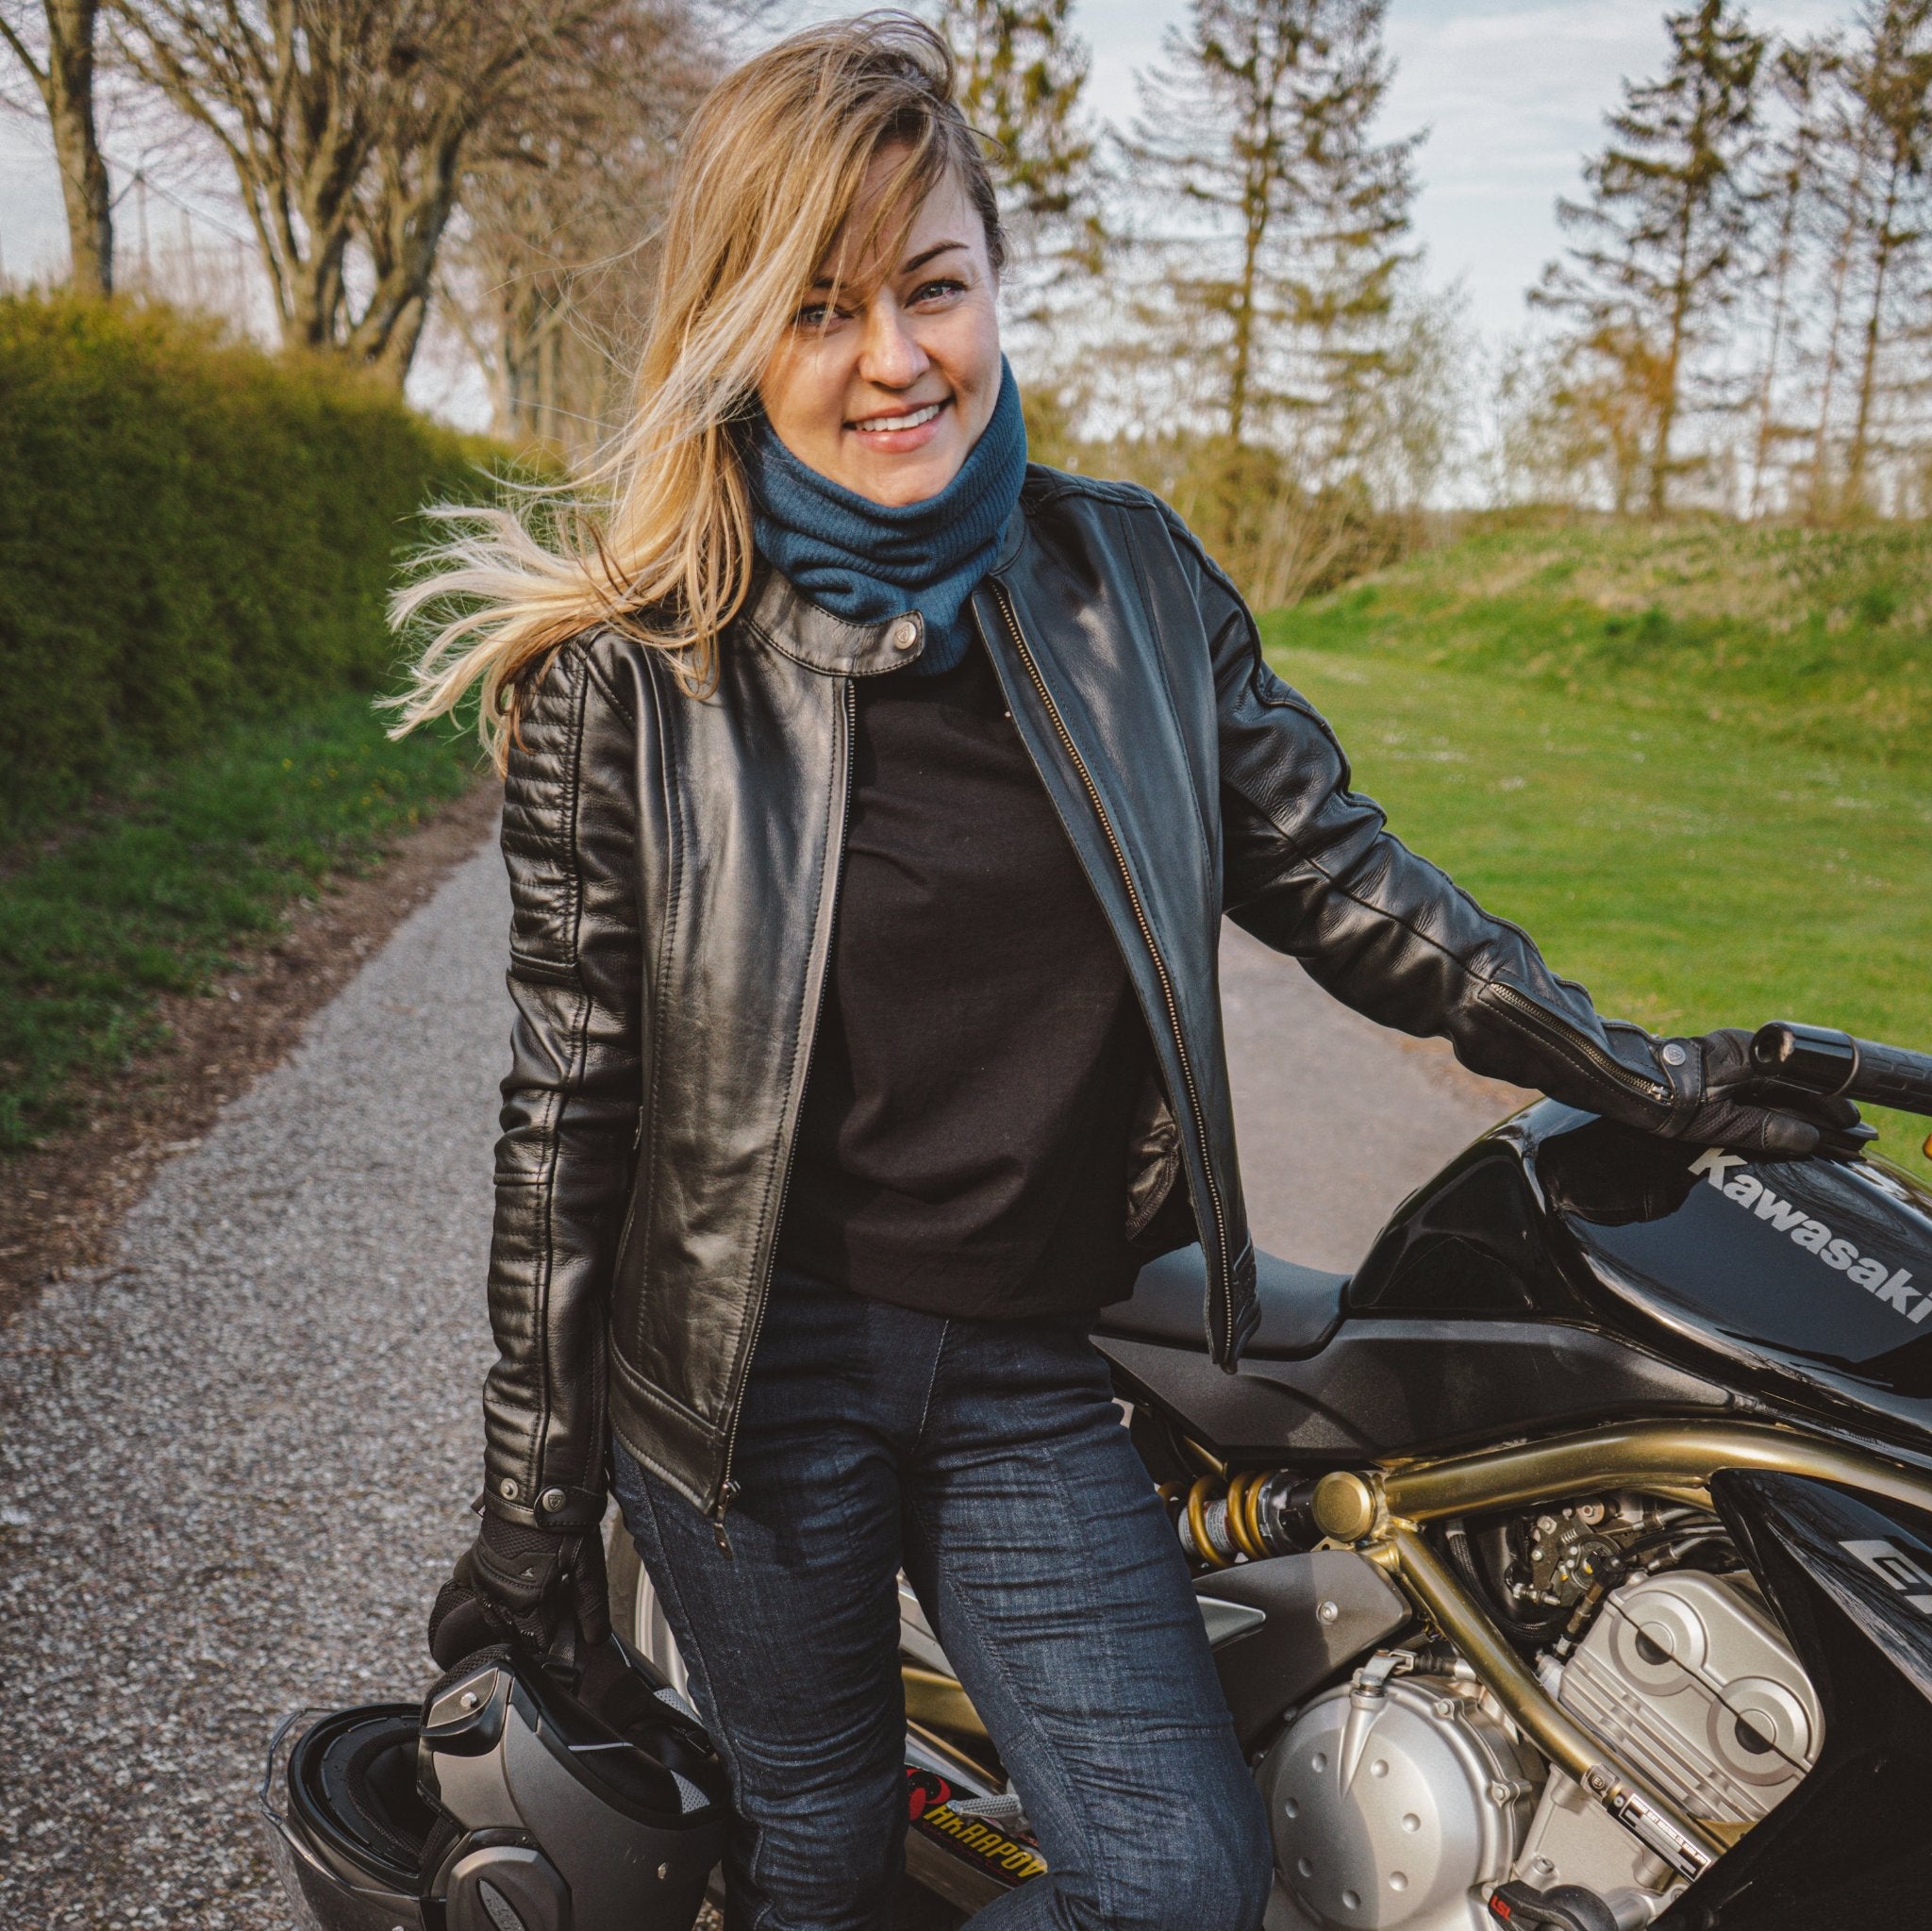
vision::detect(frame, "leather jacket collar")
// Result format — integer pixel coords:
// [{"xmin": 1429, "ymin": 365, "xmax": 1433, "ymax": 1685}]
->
[{"xmin": 741, "ymin": 561, "xmax": 928, "ymax": 676}]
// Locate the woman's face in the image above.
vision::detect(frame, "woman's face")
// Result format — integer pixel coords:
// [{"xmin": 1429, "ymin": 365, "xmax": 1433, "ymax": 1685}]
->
[{"xmin": 758, "ymin": 150, "xmax": 1002, "ymax": 507}]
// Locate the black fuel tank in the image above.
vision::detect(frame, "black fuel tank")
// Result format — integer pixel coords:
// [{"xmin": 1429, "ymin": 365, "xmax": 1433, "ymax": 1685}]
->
[{"xmin": 1347, "ymin": 1103, "xmax": 1932, "ymax": 1447}]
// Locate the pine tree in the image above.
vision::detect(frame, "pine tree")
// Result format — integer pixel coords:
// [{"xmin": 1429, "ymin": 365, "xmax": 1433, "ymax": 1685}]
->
[
  {"xmin": 1534, "ymin": 0, "xmax": 1767, "ymax": 515},
  {"xmin": 1125, "ymin": 0, "xmax": 1420, "ymax": 458},
  {"xmin": 1806, "ymin": 32, "xmax": 1874, "ymax": 511},
  {"xmin": 1801, "ymin": 3, "xmax": 1932, "ymax": 514}
]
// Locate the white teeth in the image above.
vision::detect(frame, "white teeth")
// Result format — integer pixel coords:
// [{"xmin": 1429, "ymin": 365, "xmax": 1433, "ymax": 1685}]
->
[{"xmin": 854, "ymin": 401, "xmax": 941, "ymax": 433}]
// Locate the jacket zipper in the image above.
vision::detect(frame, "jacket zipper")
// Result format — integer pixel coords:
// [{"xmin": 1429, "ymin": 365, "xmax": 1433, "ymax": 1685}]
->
[
  {"xmin": 608, "ymin": 1105, "xmax": 647, "ymax": 1280},
  {"xmin": 980, "ymin": 581, "xmax": 1237, "ymax": 1357},
  {"xmin": 1486, "ymin": 982, "xmax": 1672, "ymax": 1107},
  {"xmin": 708, "ymin": 674, "xmax": 858, "ymax": 1555}
]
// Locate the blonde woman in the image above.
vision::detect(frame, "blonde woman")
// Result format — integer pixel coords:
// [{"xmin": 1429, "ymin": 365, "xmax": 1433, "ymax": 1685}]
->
[{"xmin": 395, "ymin": 16, "xmax": 1835, "ymax": 1930}]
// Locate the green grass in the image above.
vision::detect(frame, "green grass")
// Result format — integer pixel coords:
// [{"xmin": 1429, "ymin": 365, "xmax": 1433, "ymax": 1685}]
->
[
  {"xmin": 1277, "ymin": 516, "xmax": 1932, "ymax": 764},
  {"xmin": 0, "ymin": 693, "xmax": 484, "ymax": 1154},
  {"xmin": 1259, "ymin": 520, "xmax": 1932, "ymax": 1182}
]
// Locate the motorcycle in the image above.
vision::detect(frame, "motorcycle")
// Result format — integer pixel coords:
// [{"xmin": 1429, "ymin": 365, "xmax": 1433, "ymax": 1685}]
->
[{"xmin": 608, "ymin": 1021, "xmax": 1932, "ymax": 1931}]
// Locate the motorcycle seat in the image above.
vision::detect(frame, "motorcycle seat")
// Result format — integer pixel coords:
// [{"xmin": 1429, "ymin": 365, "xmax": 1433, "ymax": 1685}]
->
[{"xmin": 1096, "ymin": 1244, "xmax": 1348, "ymax": 1359}]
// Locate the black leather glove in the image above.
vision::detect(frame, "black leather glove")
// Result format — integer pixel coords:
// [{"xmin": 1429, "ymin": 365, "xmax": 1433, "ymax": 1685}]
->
[
  {"xmin": 427, "ymin": 1508, "xmax": 610, "ymax": 1671},
  {"xmin": 1629, "ymin": 1025, "xmax": 1862, "ymax": 1158}
]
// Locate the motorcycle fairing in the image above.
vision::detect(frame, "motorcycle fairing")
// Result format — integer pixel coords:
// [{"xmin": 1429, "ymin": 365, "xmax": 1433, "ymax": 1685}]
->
[
  {"xmin": 1531, "ymin": 1110, "xmax": 1932, "ymax": 1446},
  {"xmin": 1097, "ymin": 1312, "xmax": 1733, "ymax": 1464},
  {"xmin": 1652, "ymin": 1472, "xmax": 1932, "ymax": 1928},
  {"xmin": 1094, "ymin": 1103, "xmax": 1932, "ymax": 1463}
]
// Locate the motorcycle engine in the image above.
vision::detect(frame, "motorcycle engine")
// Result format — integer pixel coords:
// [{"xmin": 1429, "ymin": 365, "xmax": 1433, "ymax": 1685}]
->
[
  {"xmin": 1510, "ymin": 1567, "xmax": 1821, "ymax": 1917},
  {"xmin": 1261, "ymin": 1661, "xmax": 1541, "ymax": 1931},
  {"xmin": 1260, "ymin": 1538, "xmax": 1821, "ymax": 1929}
]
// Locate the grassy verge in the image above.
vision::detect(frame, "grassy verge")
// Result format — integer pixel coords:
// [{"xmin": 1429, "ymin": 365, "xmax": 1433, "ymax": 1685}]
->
[
  {"xmin": 1281, "ymin": 516, "xmax": 1931, "ymax": 764},
  {"xmin": 0, "ymin": 693, "xmax": 484, "ymax": 1154},
  {"xmin": 1255, "ymin": 634, "xmax": 1932, "ymax": 1183}
]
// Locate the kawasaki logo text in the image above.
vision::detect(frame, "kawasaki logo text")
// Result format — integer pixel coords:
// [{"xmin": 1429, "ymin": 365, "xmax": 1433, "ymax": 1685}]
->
[{"xmin": 1690, "ymin": 1149, "xmax": 1926, "ymax": 1323}]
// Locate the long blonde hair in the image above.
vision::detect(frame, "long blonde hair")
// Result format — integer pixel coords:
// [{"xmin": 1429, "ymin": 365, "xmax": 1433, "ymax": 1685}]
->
[{"xmin": 384, "ymin": 11, "xmax": 1005, "ymax": 769}]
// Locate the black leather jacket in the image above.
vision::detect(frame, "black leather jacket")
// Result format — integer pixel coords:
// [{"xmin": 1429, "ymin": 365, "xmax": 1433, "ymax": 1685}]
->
[{"xmin": 479, "ymin": 466, "xmax": 1681, "ymax": 1537}]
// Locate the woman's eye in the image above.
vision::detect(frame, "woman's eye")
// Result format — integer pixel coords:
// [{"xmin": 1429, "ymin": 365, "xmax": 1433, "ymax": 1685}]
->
[
  {"xmin": 911, "ymin": 277, "xmax": 966, "ymax": 305},
  {"xmin": 793, "ymin": 302, "xmax": 845, "ymax": 330}
]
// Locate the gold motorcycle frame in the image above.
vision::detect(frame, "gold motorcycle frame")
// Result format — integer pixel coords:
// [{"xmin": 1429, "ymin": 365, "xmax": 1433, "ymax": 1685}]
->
[{"xmin": 908, "ymin": 1418, "xmax": 1932, "ymax": 1881}]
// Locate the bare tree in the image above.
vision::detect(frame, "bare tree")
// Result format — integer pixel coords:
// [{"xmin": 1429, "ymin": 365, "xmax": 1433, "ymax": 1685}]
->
[
  {"xmin": 441, "ymin": 0, "xmax": 717, "ymax": 453},
  {"xmin": 1533, "ymin": 0, "xmax": 1766, "ymax": 517},
  {"xmin": 107, "ymin": 0, "xmax": 615, "ymax": 383},
  {"xmin": 1, "ymin": 1, "xmax": 113, "ymax": 292}
]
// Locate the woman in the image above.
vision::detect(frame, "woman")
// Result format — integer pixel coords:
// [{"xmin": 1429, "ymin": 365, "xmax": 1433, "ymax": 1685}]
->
[{"xmin": 391, "ymin": 18, "xmax": 1833, "ymax": 1931}]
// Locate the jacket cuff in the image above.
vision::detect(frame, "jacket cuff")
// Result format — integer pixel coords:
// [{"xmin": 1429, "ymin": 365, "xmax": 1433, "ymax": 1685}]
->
[{"xmin": 478, "ymin": 1473, "xmax": 607, "ymax": 1533}]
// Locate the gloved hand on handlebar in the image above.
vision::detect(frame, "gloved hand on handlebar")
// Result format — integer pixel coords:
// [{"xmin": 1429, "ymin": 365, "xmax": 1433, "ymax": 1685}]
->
[
  {"xmin": 1624, "ymin": 1024, "xmax": 1863, "ymax": 1158},
  {"xmin": 427, "ymin": 1508, "xmax": 610, "ymax": 1671}
]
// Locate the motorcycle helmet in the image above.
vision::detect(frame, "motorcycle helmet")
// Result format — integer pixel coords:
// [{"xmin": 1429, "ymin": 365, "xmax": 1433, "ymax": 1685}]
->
[{"xmin": 260, "ymin": 1638, "xmax": 728, "ymax": 1931}]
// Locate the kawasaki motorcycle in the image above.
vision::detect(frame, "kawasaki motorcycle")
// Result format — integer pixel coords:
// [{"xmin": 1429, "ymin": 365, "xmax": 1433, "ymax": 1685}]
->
[{"xmin": 611, "ymin": 1021, "xmax": 1932, "ymax": 1931}]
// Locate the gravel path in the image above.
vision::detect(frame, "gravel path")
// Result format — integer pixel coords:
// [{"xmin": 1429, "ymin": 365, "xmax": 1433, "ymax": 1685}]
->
[
  {"xmin": 0, "ymin": 821, "xmax": 1518, "ymax": 1927},
  {"xmin": 0, "ymin": 831, "xmax": 511, "ymax": 1929}
]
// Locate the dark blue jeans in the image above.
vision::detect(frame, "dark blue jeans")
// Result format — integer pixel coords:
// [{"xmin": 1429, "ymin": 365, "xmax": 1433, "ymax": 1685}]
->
[{"xmin": 611, "ymin": 1265, "xmax": 1274, "ymax": 1931}]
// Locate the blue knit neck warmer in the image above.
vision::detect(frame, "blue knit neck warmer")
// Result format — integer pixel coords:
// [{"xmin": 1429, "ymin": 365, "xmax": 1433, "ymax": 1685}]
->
[{"xmin": 743, "ymin": 357, "xmax": 1027, "ymax": 675}]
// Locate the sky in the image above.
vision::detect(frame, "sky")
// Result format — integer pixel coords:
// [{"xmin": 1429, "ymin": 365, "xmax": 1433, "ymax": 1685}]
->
[{"xmin": 0, "ymin": 0, "xmax": 1858, "ymax": 406}]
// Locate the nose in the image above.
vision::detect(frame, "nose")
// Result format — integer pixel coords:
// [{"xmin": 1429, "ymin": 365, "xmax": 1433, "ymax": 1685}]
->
[{"xmin": 855, "ymin": 294, "xmax": 929, "ymax": 391}]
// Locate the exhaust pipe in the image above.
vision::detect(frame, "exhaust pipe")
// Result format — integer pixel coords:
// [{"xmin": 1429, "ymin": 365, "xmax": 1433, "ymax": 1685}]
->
[{"xmin": 902, "ymin": 1722, "xmax": 1042, "ymax": 1910}]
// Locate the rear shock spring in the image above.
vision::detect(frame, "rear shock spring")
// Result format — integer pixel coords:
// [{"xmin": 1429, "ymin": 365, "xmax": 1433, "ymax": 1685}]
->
[{"xmin": 1159, "ymin": 1468, "xmax": 1323, "ymax": 1568}]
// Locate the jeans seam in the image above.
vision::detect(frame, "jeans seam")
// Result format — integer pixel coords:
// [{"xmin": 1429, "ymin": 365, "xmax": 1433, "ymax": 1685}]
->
[
  {"xmin": 906, "ymin": 1481, "xmax": 1114, "ymax": 1925},
  {"xmin": 625, "ymin": 1462, "xmax": 781, "ymax": 1931}
]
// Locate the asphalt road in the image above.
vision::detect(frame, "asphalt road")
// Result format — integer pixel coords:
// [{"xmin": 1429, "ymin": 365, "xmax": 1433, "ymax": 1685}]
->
[
  {"xmin": 1220, "ymin": 923, "xmax": 1527, "ymax": 1273},
  {"xmin": 0, "ymin": 819, "xmax": 1520, "ymax": 1927}
]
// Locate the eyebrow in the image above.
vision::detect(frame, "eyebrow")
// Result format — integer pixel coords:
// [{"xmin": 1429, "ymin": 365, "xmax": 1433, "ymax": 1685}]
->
[{"xmin": 811, "ymin": 240, "xmax": 970, "ymax": 290}]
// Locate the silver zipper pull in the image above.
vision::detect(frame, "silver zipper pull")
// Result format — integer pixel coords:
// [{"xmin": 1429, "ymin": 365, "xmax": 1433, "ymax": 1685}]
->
[{"xmin": 710, "ymin": 1478, "xmax": 741, "ymax": 1558}]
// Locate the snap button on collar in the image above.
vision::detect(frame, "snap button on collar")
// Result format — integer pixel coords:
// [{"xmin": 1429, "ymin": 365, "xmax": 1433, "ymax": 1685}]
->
[{"xmin": 890, "ymin": 617, "xmax": 920, "ymax": 652}]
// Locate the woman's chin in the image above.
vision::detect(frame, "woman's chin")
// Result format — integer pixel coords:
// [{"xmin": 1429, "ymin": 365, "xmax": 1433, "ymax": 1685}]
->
[{"xmin": 837, "ymin": 429, "xmax": 968, "ymax": 506}]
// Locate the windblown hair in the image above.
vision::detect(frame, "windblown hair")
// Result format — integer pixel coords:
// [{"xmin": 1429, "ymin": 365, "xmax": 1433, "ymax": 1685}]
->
[{"xmin": 383, "ymin": 11, "xmax": 1005, "ymax": 768}]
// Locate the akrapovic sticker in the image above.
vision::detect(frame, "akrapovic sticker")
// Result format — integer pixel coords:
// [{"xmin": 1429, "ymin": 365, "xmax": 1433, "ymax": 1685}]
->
[
  {"xmin": 905, "ymin": 1769, "xmax": 1046, "ymax": 1884},
  {"xmin": 1690, "ymin": 1148, "xmax": 1926, "ymax": 1323}
]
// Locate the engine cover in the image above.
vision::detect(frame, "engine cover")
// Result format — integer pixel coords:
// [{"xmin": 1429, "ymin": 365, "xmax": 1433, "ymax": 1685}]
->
[
  {"xmin": 1513, "ymin": 1570, "xmax": 1822, "ymax": 1917},
  {"xmin": 1261, "ymin": 1673, "xmax": 1542, "ymax": 1930},
  {"xmin": 1557, "ymin": 1570, "xmax": 1820, "ymax": 1820}
]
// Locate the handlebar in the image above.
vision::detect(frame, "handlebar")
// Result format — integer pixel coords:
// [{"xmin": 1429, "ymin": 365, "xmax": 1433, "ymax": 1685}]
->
[{"xmin": 1751, "ymin": 1021, "xmax": 1932, "ymax": 1121}]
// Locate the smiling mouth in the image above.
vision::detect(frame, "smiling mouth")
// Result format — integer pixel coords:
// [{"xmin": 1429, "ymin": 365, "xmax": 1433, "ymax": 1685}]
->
[{"xmin": 849, "ymin": 399, "xmax": 946, "ymax": 433}]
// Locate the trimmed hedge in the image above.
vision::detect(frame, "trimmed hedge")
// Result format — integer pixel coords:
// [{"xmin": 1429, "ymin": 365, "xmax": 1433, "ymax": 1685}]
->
[{"xmin": 0, "ymin": 293, "xmax": 495, "ymax": 842}]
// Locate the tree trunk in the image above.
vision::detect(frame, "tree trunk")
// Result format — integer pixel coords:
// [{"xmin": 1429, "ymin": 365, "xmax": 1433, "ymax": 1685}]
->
[
  {"xmin": 1808, "ymin": 134, "xmax": 1871, "ymax": 519},
  {"xmin": 1747, "ymin": 174, "xmax": 1802, "ymax": 519},
  {"xmin": 1649, "ymin": 187, "xmax": 1699, "ymax": 517},
  {"xmin": 1227, "ymin": 78, "xmax": 1278, "ymax": 448},
  {"xmin": 2, "ymin": 0, "xmax": 114, "ymax": 294},
  {"xmin": 1845, "ymin": 144, "xmax": 1905, "ymax": 508}
]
